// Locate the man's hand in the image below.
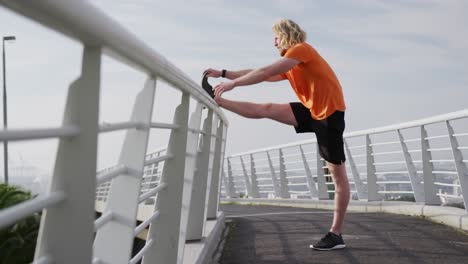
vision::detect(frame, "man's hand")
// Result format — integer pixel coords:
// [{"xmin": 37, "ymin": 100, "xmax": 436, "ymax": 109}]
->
[
  {"xmin": 214, "ymin": 95, "xmax": 223, "ymax": 106},
  {"xmin": 203, "ymin": 68, "xmax": 222, "ymax": 78},
  {"xmin": 214, "ymin": 81, "xmax": 235, "ymax": 97}
]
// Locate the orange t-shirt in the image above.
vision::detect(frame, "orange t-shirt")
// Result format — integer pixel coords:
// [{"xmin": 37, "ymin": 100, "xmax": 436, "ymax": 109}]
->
[{"xmin": 281, "ymin": 42, "xmax": 346, "ymax": 120}]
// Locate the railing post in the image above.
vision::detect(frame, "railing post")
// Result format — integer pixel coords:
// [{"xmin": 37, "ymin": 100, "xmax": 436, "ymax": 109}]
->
[
  {"xmin": 240, "ymin": 156, "xmax": 253, "ymax": 198},
  {"xmin": 446, "ymin": 121, "xmax": 468, "ymax": 211},
  {"xmin": 344, "ymin": 139, "xmax": 368, "ymax": 200},
  {"xmin": 421, "ymin": 125, "xmax": 440, "ymax": 205},
  {"xmin": 249, "ymin": 154, "xmax": 261, "ymax": 198},
  {"xmin": 267, "ymin": 151, "xmax": 281, "ymax": 198},
  {"xmin": 93, "ymin": 76, "xmax": 156, "ymax": 263},
  {"xmin": 398, "ymin": 129, "xmax": 425, "ymax": 203},
  {"xmin": 278, "ymin": 149, "xmax": 291, "ymax": 198},
  {"xmin": 143, "ymin": 95, "xmax": 200, "ymax": 264},
  {"xmin": 186, "ymin": 109, "xmax": 214, "ymax": 240},
  {"xmin": 299, "ymin": 145, "xmax": 319, "ymax": 199},
  {"xmin": 207, "ymin": 118, "xmax": 226, "ymax": 219},
  {"xmin": 35, "ymin": 46, "xmax": 101, "ymax": 263},
  {"xmin": 316, "ymin": 144, "xmax": 329, "ymax": 199},
  {"xmin": 366, "ymin": 135, "xmax": 380, "ymax": 201},
  {"xmin": 226, "ymin": 158, "xmax": 237, "ymax": 198}
]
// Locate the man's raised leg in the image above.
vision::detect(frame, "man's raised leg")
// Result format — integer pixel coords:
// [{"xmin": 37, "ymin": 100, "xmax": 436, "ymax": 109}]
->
[{"xmin": 215, "ymin": 96, "xmax": 297, "ymax": 126}]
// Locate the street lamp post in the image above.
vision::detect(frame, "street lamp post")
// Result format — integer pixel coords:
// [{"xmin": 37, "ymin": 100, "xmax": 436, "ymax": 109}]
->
[{"xmin": 2, "ymin": 36, "xmax": 15, "ymax": 184}]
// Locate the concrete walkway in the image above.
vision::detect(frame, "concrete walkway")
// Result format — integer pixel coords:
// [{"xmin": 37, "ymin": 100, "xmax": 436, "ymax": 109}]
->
[{"xmin": 218, "ymin": 204, "xmax": 468, "ymax": 264}]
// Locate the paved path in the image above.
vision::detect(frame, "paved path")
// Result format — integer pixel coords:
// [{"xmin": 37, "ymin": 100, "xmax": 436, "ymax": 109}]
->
[{"xmin": 218, "ymin": 204, "xmax": 468, "ymax": 264}]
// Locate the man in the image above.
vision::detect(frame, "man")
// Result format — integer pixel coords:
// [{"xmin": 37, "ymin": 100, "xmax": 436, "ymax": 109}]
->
[{"xmin": 204, "ymin": 19, "xmax": 350, "ymax": 250}]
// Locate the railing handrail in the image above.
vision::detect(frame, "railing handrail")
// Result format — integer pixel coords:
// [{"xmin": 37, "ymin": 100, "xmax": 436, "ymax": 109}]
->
[
  {"xmin": 228, "ymin": 109, "xmax": 468, "ymax": 157},
  {"xmin": 1, "ymin": 0, "xmax": 228, "ymax": 124}
]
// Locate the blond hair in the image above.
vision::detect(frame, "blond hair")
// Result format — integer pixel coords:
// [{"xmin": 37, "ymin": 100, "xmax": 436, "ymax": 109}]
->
[{"xmin": 272, "ymin": 19, "xmax": 307, "ymax": 49}]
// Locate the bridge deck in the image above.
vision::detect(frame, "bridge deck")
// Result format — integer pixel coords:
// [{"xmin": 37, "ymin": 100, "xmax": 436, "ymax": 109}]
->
[{"xmin": 219, "ymin": 204, "xmax": 468, "ymax": 264}]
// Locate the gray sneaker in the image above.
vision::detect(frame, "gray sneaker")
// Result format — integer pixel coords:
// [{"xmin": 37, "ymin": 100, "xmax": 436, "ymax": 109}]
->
[{"xmin": 310, "ymin": 232, "xmax": 346, "ymax": 251}]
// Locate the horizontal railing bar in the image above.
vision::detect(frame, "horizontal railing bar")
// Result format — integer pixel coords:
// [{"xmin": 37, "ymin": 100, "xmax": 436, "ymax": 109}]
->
[
  {"xmin": 129, "ymin": 239, "xmax": 154, "ymax": 264},
  {"xmin": 139, "ymin": 183, "xmax": 168, "ymax": 203},
  {"xmin": 255, "ymin": 171, "xmax": 272, "ymax": 175},
  {"xmin": 370, "ymin": 141, "xmax": 400, "ymax": 146},
  {"xmin": 256, "ymin": 177, "xmax": 272, "ymax": 180},
  {"xmin": 144, "ymin": 154, "xmax": 174, "ymax": 166},
  {"xmin": 258, "ymin": 191, "xmax": 274, "ymax": 193},
  {"xmin": 134, "ymin": 211, "xmax": 160, "ymax": 236},
  {"xmin": 430, "ymin": 159, "xmax": 454, "ymax": 163},
  {"xmin": 378, "ymin": 191, "xmax": 414, "ymax": 194},
  {"xmin": 150, "ymin": 122, "xmax": 179, "ymax": 130},
  {"xmin": 287, "ymin": 183, "xmax": 307, "ymax": 186},
  {"xmin": 188, "ymin": 128, "xmax": 205, "ymax": 134},
  {"xmin": 436, "ymin": 193, "xmax": 462, "ymax": 198},
  {"xmin": 0, "ymin": 191, "xmax": 65, "ymax": 229},
  {"xmin": 376, "ymin": 181, "xmax": 411, "ymax": 184},
  {"xmin": 371, "ymin": 151, "xmax": 402, "ymax": 156},
  {"xmin": 458, "ymin": 146, "xmax": 468, "ymax": 150},
  {"xmin": 427, "ymin": 148, "xmax": 451, "ymax": 152},
  {"xmin": 373, "ymin": 161, "xmax": 406, "ymax": 165},
  {"xmin": 454, "ymin": 133, "xmax": 468, "ymax": 137},
  {"xmin": 434, "ymin": 182, "xmax": 460, "ymax": 187},
  {"xmin": 404, "ymin": 138, "xmax": 420, "ymax": 143},
  {"xmin": 281, "ymin": 153, "xmax": 302, "ymax": 158},
  {"xmin": 99, "ymin": 121, "xmax": 143, "ymax": 133},
  {"xmin": 284, "ymin": 168, "xmax": 305, "ymax": 172},
  {"xmin": 0, "ymin": 126, "xmax": 79, "ymax": 142},
  {"xmin": 285, "ymin": 175, "xmax": 306, "ymax": 179},
  {"xmin": 424, "ymin": 135, "xmax": 449, "ymax": 140},
  {"xmin": 347, "ymin": 145, "xmax": 366, "ymax": 149},
  {"xmin": 433, "ymin": 170, "xmax": 458, "ymax": 175},
  {"xmin": 94, "ymin": 212, "xmax": 113, "ymax": 231},
  {"xmin": 351, "ymin": 154, "xmax": 367, "ymax": 158},
  {"xmin": 257, "ymin": 184, "xmax": 274, "ymax": 187},
  {"xmin": 283, "ymin": 161, "xmax": 303, "ymax": 165},
  {"xmin": 96, "ymin": 165, "xmax": 128, "ymax": 185},
  {"xmin": 374, "ymin": 171, "xmax": 408, "ymax": 175}
]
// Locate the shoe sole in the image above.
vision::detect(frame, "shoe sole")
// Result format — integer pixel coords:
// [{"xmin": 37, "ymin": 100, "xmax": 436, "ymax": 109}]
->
[
  {"xmin": 309, "ymin": 244, "xmax": 346, "ymax": 251},
  {"xmin": 201, "ymin": 75, "xmax": 215, "ymax": 98}
]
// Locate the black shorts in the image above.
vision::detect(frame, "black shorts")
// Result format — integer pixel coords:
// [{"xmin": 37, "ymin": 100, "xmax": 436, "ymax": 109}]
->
[{"xmin": 290, "ymin": 102, "xmax": 346, "ymax": 165}]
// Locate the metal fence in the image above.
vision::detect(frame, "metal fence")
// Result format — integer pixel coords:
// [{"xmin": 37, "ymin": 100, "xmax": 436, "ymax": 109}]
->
[
  {"xmin": 222, "ymin": 110, "xmax": 468, "ymax": 211},
  {"xmin": 0, "ymin": 1, "xmax": 228, "ymax": 264}
]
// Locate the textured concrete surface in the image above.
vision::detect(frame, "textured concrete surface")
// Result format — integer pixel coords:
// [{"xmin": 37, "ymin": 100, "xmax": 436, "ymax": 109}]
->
[{"xmin": 219, "ymin": 204, "xmax": 468, "ymax": 264}]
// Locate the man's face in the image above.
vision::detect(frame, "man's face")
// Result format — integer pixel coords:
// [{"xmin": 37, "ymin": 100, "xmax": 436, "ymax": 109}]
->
[{"xmin": 274, "ymin": 34, "xmax": 284, "ymax": 55}]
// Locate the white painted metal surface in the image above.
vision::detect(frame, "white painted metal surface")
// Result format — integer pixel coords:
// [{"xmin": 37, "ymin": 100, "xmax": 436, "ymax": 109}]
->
[
  {"xmin": 35, "ymin": 47, "xmax": 101, "ymax": 263},
  {"xmin": 224, "ymin": 109, "xmax": 468, "ymax": 212},
  {"xmin": 0, "ymin": 1, "xmax": 229, "ymax": 263}
]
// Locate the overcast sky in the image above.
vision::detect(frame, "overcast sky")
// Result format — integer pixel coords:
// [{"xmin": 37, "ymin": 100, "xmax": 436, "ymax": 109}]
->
[{"xmin": 0, "ymin": 0, "xmax": 467, "ymax": 179}]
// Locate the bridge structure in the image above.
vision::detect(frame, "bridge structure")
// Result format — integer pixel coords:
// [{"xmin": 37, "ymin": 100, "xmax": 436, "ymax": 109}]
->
[{"xmin": 0, "ymin": 1, "xmax": 467, "ymax": 264}]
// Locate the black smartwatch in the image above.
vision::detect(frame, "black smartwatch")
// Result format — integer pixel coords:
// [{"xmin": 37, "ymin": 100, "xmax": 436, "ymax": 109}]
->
[{"xmin": 221, "ymin": 69, "xmax": 227, "ymax": 78}]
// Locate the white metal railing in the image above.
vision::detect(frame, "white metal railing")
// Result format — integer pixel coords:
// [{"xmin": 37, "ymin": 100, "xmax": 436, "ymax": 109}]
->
[
  {"xmin": 222, "ymin": 109, "xmax": 468, "ymax": 211},
  {"xmin": 0, "ymin": 1, "xmax": 228, "ymax": 264}
]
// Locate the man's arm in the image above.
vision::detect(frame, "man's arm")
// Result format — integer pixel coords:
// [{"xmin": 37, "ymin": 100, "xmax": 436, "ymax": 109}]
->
[
  {"xmin": 213, "ymin": 57, "xmax": 299, "ymax": 96},
  {"xmin": 232, "ymin": 57, "xmax": 299, "ymax": 87},
  {"xmin": 224, "ymin": 69, "xmax": 252, "ymax": 79},
  {"xmin": 225, "ymin": 69, "xmax": 285, "ymax": 82}
]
